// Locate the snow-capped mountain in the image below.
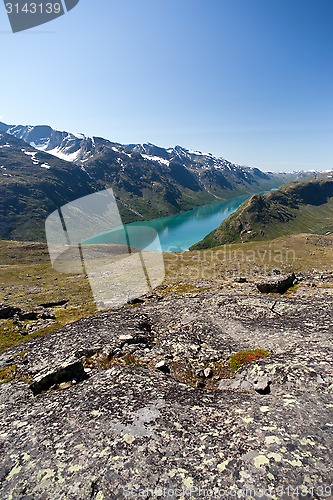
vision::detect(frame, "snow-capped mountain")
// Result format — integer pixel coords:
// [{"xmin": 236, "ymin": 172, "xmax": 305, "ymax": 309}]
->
[
  {"xmin": 4, "ymin": 124, "xmax": 97, "ymax": 163},
  {"xmin": 0, "ymin": 132, "xmax": 100, "ymax": 241},
  {"xmin": 125, "ymin": 142, "xmax": 269, "ymax": 181},
  {"xmin": 0, "ymin": 121, "xmax": 303, "ymax": 241},
  {"xmin": 2, "ymin": 121, "xmax": 267, "ymax": 177},
  {"xmin": 0, "ymin": 121, "xmax": 319, "ymax": 183}
]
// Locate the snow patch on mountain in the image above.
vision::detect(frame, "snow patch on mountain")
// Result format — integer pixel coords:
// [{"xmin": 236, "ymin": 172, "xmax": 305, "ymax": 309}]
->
[
  {"xmin": 2, "ymin": 121, "xmax": 288, "ymax": 197},
  {"xmin": 186, "ymin": 148, "xmax": 213, "ymax": 157},
  {"xmin": 142, "ymin": 154, "xmax": 170, "ymax": 166},
  {"xmin": 6, "ymin": 124, "xmax": 95, "ymax": 163},
  {"xmin": 22, "ymin": 149, "xmax": 39, "ymax": 165},
  {"xmin": 46, "ymin": 147, "xmax": 81, "ymax": 162}
]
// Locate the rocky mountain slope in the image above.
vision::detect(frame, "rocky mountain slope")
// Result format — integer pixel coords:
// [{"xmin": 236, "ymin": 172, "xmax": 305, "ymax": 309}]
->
[
  {"xmin": 0, "ymin": 270, "xmax": 332, "ymax": 498},
  {"xmin": 0, "ymin": 133, "xmax": 101, "ymax": 241},
  {"xmin": 0, "ymin": 121, "xmax": 291, "ymax": 241},
  {"xmin": 192, "ymin": 175, "xmax": 333, "ymax": 249}
]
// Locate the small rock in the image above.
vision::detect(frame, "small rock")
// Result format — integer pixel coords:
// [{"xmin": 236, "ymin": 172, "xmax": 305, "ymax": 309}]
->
[
  {"xmin": 127, "ymin": 298, "xmax": 145, "ymax": 305},
  {"xmin": 38, "ymin": 299, "xmax": 68, "ymax": 308},
  {"xmin": 252, "ymin": 376, "xmax": 271, "ymax": 394},
  {"xmin": 19, "ymin": 311, "xmax": 38, "ymax": 321},
  {"xmin": 119, "ymin": 334, "xmax": 135, "ymax": 342},
  {"xmin": 155, "ymin": 360, "xmax": 170, "ymax": 374},
  {"xmin": 58, "ymin": 381, "xmax": 72, "ymax": 390},
  {"xmin": 38, "ymin": 309, "xmax": 56, "ymax": 320},
  {"xmin": 203, "ymin": 367, "xmax": 213, "ymax": 378},
  {"xmin": 234, "ymin": 277, "xmax": 247, "ymax": 283},
  {"xmin": 194, "ymin": 369, "xmax": 204, "ymax": 378}
]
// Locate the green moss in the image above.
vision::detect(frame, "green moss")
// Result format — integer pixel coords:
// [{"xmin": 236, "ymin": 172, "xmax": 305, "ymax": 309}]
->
[
  {"xmin": 16, "ymin": 350, "xmax": 27, "ymax": 358},
  {"xmin": 121, "ymin": 354, "xmax": 145, "ymax": 366},
  {"xmin": 96, "ymin": 353, "xmax": 146, "ymax": 369},
  {"xmin": 0, "ymin": 364, "xmax": 17, "ymax": 384},
  {"xmin": 229, "ymin": 349, "xmax": 269, "ymax": 372}
]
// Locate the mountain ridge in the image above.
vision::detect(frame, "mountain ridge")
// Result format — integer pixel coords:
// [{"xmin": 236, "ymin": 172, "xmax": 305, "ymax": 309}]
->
[
  {"xmin": 191, "ymin": 175, "xmax": 333, "ymax": 249},
  {"xmin": 0, "ymin": 121, "xmax": 312, "ymax": 242}
]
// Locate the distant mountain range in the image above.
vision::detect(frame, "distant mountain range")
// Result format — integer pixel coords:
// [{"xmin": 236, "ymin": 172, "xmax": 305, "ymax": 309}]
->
[
  {"xmin": 0, "ymin": 121, "xmax": 312, "ymax": 241},
  {"xmin": 191, "ymin": 174, "xmax": 333, "ymax": 249}
]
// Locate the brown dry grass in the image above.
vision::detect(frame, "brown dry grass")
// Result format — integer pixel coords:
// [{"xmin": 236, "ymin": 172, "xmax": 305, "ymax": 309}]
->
[{"xmin": 1, "ymin": 233, "xmax": 332, "ymax": 353}]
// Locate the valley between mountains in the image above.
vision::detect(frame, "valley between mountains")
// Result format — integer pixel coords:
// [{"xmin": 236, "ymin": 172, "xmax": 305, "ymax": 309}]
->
[
  {"xmin": 0, "ymin": 121, "xmax": 332, "ymax": 499},
  {"xmin": 1, "ymin": 121, "xmax": 299, "ymax": 242}
]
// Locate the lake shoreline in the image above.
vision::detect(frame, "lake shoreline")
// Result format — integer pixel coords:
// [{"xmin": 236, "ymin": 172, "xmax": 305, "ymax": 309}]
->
[{"xmin": 85, "ymin": 193, "xmax": 252, "ymax": 252}]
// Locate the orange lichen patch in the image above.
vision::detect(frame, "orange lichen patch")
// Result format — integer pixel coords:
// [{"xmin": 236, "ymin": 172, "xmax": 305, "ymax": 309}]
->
[{"xmin": 229, "ymin": 349, "xmax": 269, "ymax": 372}]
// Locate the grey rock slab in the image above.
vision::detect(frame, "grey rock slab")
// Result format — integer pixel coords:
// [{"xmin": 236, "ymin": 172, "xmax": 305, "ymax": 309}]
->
[{"xmin": 0, "ymin": 274, "xmax": 332, "ymax": 498}]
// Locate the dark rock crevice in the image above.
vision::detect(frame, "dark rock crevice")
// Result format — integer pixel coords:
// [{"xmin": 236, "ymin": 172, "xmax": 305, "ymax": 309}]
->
[{"xmin": 29, "ymin": 359, "xmax": 88, "ymax": 396}]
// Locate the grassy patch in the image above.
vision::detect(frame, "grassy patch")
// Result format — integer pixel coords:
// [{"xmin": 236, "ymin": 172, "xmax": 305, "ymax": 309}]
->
[
  {"xmin": 0, "ymin": 364, "xmax": 17, "ymax": 384},
  {"xmin": 164, "ymin": 233, "xmax": 333, "ymax": 280},
  {"xmin": 1, "ymin": 232, "xmax": 332, "ymax": 356},
  {"xmin": 229, "ymin": 349, "xmax": 269, "ymax": 372},
  {"xmin": 210, "ymin": 359, "xmax": 234, "ymax": 379},
  {"xmin": 0, "ymin": 240, "xmax": 96, "ymax": 353},
  {"xmin": 85, "ymin": 353, "xmax": 147, "ymax": 370},
  {"xmin": 192, "ymin": 178, "xmax": 333, "ymax": 249}
]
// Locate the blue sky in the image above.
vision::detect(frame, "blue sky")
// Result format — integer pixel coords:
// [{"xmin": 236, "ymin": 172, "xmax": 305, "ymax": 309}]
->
[{"xmin": 0, "ymin": 0, "xmax": 332, "ymax": 171}]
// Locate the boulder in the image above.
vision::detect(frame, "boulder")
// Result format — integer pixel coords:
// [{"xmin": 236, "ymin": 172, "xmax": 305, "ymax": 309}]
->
[
  {"xmin": 234, "ymin": 277, "xmax": 247, "ymax": 283},
  {"xmin": 0, "ymin": 304, "xmax": 21, "ymax": 319},
  {"xmin": 204, "ymin": 367, "xmax": 213, "ymax": 378},
  {"xmin": 0, "ymin": 272, "xmax": 332, "ymax": 498},
  {"xmin": 256, "ymin": 273, "xmax": 296, "ymax": 294},
  {"xmin": 38, "ymin": 309, "xmax": 56, "ymax": 320}
]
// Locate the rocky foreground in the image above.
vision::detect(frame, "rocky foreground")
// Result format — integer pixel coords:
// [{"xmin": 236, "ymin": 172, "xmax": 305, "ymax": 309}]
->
[{"xmin": 0, "ymin": 273, "xmax": 332, "ymax": 499}]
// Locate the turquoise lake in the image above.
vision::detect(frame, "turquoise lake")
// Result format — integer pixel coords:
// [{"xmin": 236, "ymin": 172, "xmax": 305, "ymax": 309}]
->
[{"xmin": 86, "ymin": 194, "xmax": 250, "ymax": 253}]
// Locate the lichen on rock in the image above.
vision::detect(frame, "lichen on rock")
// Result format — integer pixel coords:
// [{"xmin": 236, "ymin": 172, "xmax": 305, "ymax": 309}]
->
[{"xmin": 0, "ymin": 272, "xmax": 332, "ymax": 498}]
